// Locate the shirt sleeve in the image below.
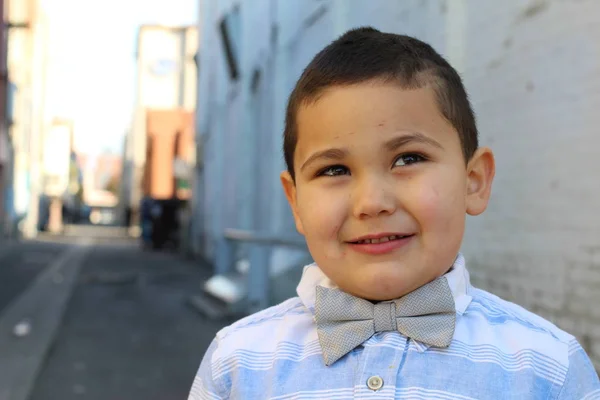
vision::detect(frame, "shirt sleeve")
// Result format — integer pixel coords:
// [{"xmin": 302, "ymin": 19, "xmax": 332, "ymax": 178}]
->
[
  {"xmin": 556, "ymin": 339, "xmax": 600, "ymax": 399},
  {"xmin": 188, "ymin": 338, "xmax": 227, "ymax": 400}
]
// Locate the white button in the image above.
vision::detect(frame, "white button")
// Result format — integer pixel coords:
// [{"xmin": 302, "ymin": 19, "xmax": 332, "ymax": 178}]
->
[{"xmin": 367, "ymin": 375, "xmax": 384, "ymax": 391}]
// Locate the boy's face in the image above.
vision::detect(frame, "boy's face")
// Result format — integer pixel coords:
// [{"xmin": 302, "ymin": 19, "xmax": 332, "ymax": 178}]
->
[{"xmin": 281, "ymin": 81, "xmax": 494, "ymax": 301}]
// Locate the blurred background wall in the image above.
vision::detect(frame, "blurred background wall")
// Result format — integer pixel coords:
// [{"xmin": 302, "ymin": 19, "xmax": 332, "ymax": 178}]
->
[{"xmin": 5, "ymin": 0, "xmax": 49, "ymax": 237}]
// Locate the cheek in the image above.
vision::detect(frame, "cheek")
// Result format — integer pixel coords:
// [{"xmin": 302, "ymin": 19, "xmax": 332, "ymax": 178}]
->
[
  {"xmin": 297, "ymin": 187, "xmax": 345, "ymax": 240},
  {"xmin": 411, "ymin": 173, "xmax": 465, "ymax": 229}
]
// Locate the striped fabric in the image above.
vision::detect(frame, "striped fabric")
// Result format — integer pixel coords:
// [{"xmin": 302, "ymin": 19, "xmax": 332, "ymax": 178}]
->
[{"xmin": 189, "ymin": 254, "xmax": 600, "ymax": 399}]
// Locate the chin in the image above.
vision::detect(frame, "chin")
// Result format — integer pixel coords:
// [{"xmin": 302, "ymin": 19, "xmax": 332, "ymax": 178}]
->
[
  {"xmin": 355, "ymin": 274, "xmax": 415, "ymax": 301},
  {"xmin": 363, "ymin": 288, "xmax": 410, "ymax": 302}
]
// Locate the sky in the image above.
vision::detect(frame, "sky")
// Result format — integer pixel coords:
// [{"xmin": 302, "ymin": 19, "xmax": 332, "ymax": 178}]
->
[{"xmin": 40, "ymin": 0, "xmax": 198, "ymax": 155}]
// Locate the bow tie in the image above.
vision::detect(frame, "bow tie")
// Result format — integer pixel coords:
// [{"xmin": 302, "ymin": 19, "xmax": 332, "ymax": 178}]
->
[{"xmin": 314, "ymin": 277, "xmax": 456, "ymax": 366}]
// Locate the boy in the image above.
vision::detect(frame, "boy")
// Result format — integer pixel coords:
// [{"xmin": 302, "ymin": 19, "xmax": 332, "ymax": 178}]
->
[{"xmin": 189, "ymin": 27, "xmax": 600, "ymax": 399}]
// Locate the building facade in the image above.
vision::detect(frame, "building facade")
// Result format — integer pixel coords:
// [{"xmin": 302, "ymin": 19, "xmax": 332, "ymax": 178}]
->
[
  {"xmin": 6, "ymin": 0, "xmax": 49, "ymax": 237},
  {"xmin": 121, "ymin": 25, "xmax": 198, "ymax": 227},
  {"xmin": 193, "ymin": 0, "xmax": 600, "ymax": 369},
  {"xmin": 0, "ymin": 0, "xmax": 9, "ymax": 236}
]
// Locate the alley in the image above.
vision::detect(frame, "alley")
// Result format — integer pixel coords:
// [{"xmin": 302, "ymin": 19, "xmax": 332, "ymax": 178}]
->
[
  {"xmin": 0, "ymin": 227, "xmax": 229, "ymax": 400},
  {"xmin": 0, "ymin": 240, "xmax": 71, "ymax": 316}
]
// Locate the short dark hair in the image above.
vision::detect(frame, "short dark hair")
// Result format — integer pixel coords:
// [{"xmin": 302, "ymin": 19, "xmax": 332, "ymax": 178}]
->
[{"xmin": 283, "ymin": 27, "xmax": 478, "ymax": 181}]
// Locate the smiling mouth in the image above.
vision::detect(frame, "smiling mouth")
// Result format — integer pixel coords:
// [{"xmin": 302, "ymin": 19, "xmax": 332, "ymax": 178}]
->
[{"xmin": 350, "ymin": 234, "xmax": 415, "ymax": 245}]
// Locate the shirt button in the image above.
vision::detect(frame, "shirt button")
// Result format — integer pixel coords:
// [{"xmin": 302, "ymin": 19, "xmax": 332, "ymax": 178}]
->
[{"xmin": 367, "ymin": 375, "xmax": 384, "ymax": 391}]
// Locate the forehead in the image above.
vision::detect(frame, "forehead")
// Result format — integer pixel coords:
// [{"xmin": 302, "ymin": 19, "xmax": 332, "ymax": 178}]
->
[{"xmin": 294, "ymin": 82, "xmax": 459, "ymax": 162}]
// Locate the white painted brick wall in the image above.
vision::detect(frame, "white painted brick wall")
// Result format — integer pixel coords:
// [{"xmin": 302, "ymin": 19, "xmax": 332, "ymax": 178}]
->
[{"xmin": 459, "ymin": 0, "xmax": 600, "ymax": 370}]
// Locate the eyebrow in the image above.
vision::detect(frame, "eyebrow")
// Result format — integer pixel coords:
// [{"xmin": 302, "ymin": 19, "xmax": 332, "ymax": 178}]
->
[
  {"xmin": 300, "ymin": 132, "xmax": 444, "ymax": 172},
  {"xmin": 300, "ymin": 148, "xmax": 349, "ymax": 172},
  {"xmin": 384, "ymin": 132, "xmax": 444, "ymax": 152}
]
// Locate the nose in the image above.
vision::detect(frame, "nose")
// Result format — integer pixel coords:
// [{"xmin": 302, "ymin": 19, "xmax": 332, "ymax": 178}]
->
[{"xmin": 351, "ymin": 174, "xmax": 397, "ymax": 219}]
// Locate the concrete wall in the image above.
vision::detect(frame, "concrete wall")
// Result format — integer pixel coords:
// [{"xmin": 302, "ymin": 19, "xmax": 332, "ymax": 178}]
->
[
  {"xmin": 194, "ymin": 0, "xmax": 600, "ymax": 369},
  {"xmin": 194, "ymin": 0, "xmax": 309, "ymax": 267}
]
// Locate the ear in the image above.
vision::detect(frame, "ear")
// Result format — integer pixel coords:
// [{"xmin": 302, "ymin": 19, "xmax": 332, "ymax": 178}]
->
[
  {"xmin": 280, "ymin": 171, "xmax": 305, "ymax": 235},
  {"xmin": 465, "ymin": 147, "xmax": 495, "ymax": 216}
]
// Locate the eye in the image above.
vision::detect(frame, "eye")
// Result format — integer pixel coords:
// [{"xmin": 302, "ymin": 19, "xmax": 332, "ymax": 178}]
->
[
  {"xmin": 393, "ymin": 153, "xmax": 426, "ymax": 167},
  {"xmin": 318, "ymin": 165, "xmax": 350, "ymax": 177}
]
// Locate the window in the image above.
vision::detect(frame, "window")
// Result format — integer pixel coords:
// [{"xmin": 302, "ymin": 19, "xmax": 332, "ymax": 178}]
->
[{"xmin": 219, "ymin": 6, "xmax": 241, "ymax": 81}]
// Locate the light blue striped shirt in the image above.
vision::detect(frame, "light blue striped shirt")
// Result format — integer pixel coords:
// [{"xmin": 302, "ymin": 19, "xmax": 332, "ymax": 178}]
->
[{"xmin": 189, "ymin": 254, "xmax": 600, "ymax": 399}]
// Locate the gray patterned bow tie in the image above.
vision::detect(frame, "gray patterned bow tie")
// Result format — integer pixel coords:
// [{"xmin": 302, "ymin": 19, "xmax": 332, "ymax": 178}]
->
[{"xmin": 315, "ymin": 277, "xmax": 456, "ymax": 366}]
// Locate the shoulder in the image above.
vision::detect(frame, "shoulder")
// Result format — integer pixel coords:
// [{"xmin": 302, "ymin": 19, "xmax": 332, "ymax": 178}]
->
[
  {"xmin": 466, "ymin": 290, "xmax": 600, "ymax": 395},
  {"xmin": 467, "ymin": 287, "xmax": 573, "ymax": 344},
  {"xmin": 217, "ymin": 297, "xmax": 309, "ymax": 338},
  {"xmin": 461, "ymin": 286, "xmax": 575, "ymax": 379},
  {"xmin": 192, "ymin": 300, "xmax": 314, "ymax": 399},
  {"xmin": 213, "ymin": 297, "xmax": 316, "ymax": 359}
]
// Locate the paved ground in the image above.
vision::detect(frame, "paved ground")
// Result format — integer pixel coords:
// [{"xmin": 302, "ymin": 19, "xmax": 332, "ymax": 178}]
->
[
  {"xmin": 0, "ymin": 240, "xmax": 71, "ymax": 316},
  {"xmin": 0, "ymin": 226, "xmax": 233, "ymax": 400}
]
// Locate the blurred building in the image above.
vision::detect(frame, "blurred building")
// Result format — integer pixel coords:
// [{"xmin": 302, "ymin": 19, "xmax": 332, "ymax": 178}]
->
[
  {"xmin": 6, "ymin": 0, "xmax": 49, "ymax": 237},
  {"xmin": 121, "ymin": 25, "xmax": 198, "ymax": 229},
  {"xmin": 77, "ymin": 152, "xmax": 121, "ymax": 225},
  {"xmin": 38, "ymin": 118, "xmax": 79, "ymax": 231},
  {"xmin": 0, "ymin": 0, "xmax": 10, "ymax": 236},
  {"xmin": 194, "ymin": 0, "xmax": 600, "ymax": 369},
  {"xmin": 41, "ymin": 119, "xmax": 73, "ymax": 197},
  {"xmin": 142, "ymin": 109, "xmax": 194, "ymax": 201},
  {"xmin": 79, "ymin": 152, "xmax": 122, "ymax": 205}
]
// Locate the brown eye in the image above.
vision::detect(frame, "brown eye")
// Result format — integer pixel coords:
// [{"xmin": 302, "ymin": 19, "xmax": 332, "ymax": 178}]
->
[
  {"xmin": 393, "ymin": 153, "xmax": 426, "ymax": 167},
  {"xmin": 319, "ymin": 165, "xmax": 350, "ymax": 177}
]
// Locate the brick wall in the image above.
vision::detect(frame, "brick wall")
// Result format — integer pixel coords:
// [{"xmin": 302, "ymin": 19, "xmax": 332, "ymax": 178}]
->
[{"xmin": 457, "ymin": 0, "xmax": 600, "ymax": 370}]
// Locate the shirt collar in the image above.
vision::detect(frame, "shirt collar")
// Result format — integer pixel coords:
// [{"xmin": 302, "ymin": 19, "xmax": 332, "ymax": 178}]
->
[{"xmin": 296, "ymin": 253, "xmax": 473, "ymax": 352}]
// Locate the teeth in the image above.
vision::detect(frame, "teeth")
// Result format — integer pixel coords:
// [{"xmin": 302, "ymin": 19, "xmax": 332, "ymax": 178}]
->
[{"xmin": 357, "ymin": 235, "xmax": 405, "ymax": 244}]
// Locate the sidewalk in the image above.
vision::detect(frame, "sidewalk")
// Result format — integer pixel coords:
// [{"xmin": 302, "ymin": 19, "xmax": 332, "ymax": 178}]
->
[
  {"xmin": 0, "ymin": 240, "xmax": 72, "ymax": 316},
  {"xmin": 28, "ymin": 242, "xmax": 234, "ymax": 400}
]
